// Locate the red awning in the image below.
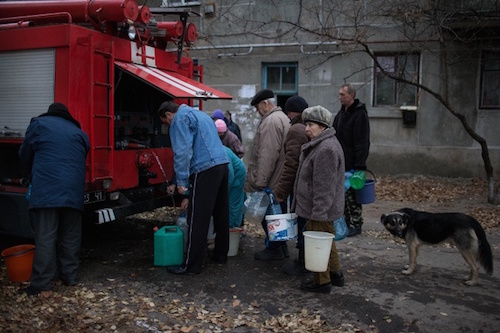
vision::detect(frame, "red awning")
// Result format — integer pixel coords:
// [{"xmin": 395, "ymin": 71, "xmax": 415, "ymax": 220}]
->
[{"xmin": 115, "ymin": 61, "xmax": 232, "ymax": 100}]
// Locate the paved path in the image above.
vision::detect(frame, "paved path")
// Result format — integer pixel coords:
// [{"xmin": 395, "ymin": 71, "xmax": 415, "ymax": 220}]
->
[
  {"xmin": 2, "ymin": 200, "xmax": 498, "ymax": 332},
  {"xmin": 75, "ymin": 208, "xmax": 500, "ymax": 332}
]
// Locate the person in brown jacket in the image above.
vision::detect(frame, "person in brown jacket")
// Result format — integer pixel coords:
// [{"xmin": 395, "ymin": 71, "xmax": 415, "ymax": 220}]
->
[
  {"xmin": 273, "ymin": 96, "xmax": 310, "ymax": 276},
  {"xmin": 244, "ymin": 89, "xmax": 290, "ymax": 261}
]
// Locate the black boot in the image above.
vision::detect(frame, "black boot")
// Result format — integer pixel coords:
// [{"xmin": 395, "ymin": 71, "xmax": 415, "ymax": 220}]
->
[
  {"xmin": 347, "ymin": 226, "xmax": 361, "ymax": 237},
  {"xmin": 300, "ymin": 280, "xmax": 331, "ymax": 294},
  {"xmin": 330, "ymin": 270, "xmax": 345, "ymax": 287}
]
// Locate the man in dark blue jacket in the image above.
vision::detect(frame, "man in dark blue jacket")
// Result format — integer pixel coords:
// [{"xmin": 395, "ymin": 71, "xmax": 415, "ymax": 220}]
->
[
  {"xmin": 333, "ymin": 84, "xmax": 370, "ymax": 237},
  {"xmin": 18, "ymin": 103, "xmax": 90, "ymax": 296}
]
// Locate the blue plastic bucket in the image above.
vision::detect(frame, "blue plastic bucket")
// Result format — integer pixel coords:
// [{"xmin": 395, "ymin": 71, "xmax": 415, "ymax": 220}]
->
[{"xmin": 356, "ymin": 179, "xmax": 375, "ymax": 204}]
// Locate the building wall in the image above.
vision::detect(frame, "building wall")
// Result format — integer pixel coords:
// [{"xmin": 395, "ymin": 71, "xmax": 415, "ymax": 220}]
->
[{"xmin": 153, "ymin": 0, "xmax": 500, "ymax": 179}]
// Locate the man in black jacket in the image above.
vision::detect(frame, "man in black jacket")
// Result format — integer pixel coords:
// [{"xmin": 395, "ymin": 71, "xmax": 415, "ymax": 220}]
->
[{"xmin": 333, "ymin": 84, "xmax": 370, "ymax": 237}]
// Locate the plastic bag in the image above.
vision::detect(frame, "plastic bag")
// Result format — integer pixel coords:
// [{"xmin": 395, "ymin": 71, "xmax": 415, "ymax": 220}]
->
[
  {"xmin": 265, "ymin": 190, "xmax": 282, "ymax": 215},
  {"xmin": 344, "ymin": 171, "xmax": 353, "ymax": 192},
  {"xmin": 333, "ymin": 216, "xmax": 348, "ymax": 241},
  {"xmin": 243, "ymin": 191, "xmax": 270, "ymax": 224}
]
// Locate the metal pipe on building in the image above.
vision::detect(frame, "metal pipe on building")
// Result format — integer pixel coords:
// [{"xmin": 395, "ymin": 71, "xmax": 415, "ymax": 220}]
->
[{"xmin": 180, "ymin": 41, "xmax": 340, "ymax": 57}]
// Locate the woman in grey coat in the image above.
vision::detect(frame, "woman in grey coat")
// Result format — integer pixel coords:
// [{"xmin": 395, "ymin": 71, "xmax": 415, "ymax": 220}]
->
[{"xmin": 293, "ymin": 105, "xmax": 345, "ymax": 293}]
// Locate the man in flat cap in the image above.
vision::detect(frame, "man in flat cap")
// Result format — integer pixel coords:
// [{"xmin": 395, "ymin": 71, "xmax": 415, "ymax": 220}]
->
[{"xmin": 245, "ymin": 89, "xmax": 291, "ymax": 260}]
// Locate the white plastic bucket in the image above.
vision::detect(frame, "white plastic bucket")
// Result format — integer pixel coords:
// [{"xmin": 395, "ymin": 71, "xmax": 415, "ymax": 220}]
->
[
  {"xmin": 265, "ymin": 213, "xmax": 298, "ymax": 241},
  {"xmin": 227, "ymin": 228, "xmax": 242, "ymax": 256},
  {"xmin": 303, "ymin": 231, "xmax": 334, "ymax": 272}
]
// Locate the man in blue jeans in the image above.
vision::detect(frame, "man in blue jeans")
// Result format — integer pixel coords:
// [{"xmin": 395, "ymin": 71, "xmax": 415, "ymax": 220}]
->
[
  {"xmin": 159, "ymin": 101, "xmax": 229, "ymax": 274},
  {"xmin": 244, "ymin": 89, "xmax": 290, "ymax": 260}
]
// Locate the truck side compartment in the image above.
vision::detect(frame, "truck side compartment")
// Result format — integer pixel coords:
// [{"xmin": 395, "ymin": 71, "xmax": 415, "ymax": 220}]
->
[{"xmin": 0, "ymin": 0, "xmax": 232, "ymax": 238}]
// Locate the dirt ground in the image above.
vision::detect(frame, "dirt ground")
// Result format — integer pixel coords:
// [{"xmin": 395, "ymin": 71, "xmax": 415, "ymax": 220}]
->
[{"xmin": 0, "ymin": 176, "xmax": 499, "ymax": 332}]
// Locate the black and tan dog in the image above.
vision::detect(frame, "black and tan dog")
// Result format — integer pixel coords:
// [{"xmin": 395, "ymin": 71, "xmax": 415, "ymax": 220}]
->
[{"xmin": 381, "ymin": 208, "xmax": 493, "ymax": 285}]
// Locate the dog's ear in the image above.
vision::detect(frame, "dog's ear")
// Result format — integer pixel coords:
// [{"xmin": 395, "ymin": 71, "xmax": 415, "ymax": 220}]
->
[{"xmin": 381, "ymin": 214, "xmax": 386, "ymax": 222}]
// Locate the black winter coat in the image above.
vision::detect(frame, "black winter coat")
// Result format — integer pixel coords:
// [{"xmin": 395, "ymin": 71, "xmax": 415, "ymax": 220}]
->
[{"xmin": 333, "ymin": 99, "xmax": 370, "ymax": 171}]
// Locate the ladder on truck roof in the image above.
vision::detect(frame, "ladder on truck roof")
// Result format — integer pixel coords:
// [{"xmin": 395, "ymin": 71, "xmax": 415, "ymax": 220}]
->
[{"xmin": 88, "ymin": 35, "xmax": 114, "ymax": 185}]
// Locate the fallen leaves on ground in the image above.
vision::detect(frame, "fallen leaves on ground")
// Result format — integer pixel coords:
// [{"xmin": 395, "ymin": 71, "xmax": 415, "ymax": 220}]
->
[
  {"xmin": 1, "ymin": 176, "xmax": 496, "ymax": 332},
  {"xmin": 132, "ymin": 206, "xmax": 180, "ymax": 225},
  {"xmin": 0, "ymin": 277, "xmax": 373, "ymax": 333},
  {"xmin": 132, "ymin": 176, "xmax": 499, "ymax": 233},
  {"xmin": 375, "ymin": 175, "xmax": 487, "ymax": 202},
  {"xmin": 375, "ymin": 175, "xmax": 498, "ymax": 230}
]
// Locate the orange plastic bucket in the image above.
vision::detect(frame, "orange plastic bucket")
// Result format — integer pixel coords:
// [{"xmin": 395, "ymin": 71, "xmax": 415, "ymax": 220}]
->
[{"xmin": 1, "ymin": 244, "xmax": 35, "ymax": 282}]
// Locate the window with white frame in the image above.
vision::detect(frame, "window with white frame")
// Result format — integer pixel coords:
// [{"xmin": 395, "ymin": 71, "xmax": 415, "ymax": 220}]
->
[
  {"xmin": 480, "ymin": 51, "xmax": 500, "ymax": 109},
  {"xmin": 374, "ymin": 54, "xmax": 419, "ymax": 107}
]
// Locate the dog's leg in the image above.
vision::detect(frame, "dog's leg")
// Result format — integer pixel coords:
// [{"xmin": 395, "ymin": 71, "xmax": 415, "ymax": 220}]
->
[
  {"xmin": 460, "ymin": 248, "xmax": 480, "ymax": 286},
  {"xmin": 455, "ymin": 230, "xmax": 480, "ymax": 286},
  {"xmin": 403, "ymin": 241, "xmax": 419, "ymax": 275}
]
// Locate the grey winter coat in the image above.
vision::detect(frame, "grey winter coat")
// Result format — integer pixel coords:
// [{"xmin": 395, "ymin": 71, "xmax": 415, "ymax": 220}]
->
[{"xmin": 293, "ymin": 128, "xmax": 345, "ymax": 222}]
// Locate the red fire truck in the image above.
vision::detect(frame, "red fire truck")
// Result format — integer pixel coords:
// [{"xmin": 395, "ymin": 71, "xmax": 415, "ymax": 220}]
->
[{"xmin": 0, "ymin": 0, "xmax": 232, "ymax": 238}]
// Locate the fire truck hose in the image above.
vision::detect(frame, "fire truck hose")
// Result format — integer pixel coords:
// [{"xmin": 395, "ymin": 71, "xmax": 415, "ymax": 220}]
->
[
  {"xmin": 150, "ymin": 150, "xmax": 167, "ymax": 182},
  {"xmin": 150, "ymin": 150, "xmax": 176, "ymax": 207}
]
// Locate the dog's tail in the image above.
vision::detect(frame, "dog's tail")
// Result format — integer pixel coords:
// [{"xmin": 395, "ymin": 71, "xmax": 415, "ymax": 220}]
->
[{"xmin": 472, "ymin": 218, "xmax": 493, "ymax": 275}]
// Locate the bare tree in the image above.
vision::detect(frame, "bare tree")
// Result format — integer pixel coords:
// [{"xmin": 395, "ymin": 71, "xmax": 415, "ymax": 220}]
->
[
  {"xmin": 195, "ymin": 0, "xmax": 499, "ymax": 203},
  {"xmin": 355, "ymin": 0, "xmax": 500, "ymax": 204}
]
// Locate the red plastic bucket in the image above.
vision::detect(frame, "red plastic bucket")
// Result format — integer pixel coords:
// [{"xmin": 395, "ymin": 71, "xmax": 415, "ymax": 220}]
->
[{"xmin": 1, "ymin": 244, "xmax": 35, "ymax": 282}]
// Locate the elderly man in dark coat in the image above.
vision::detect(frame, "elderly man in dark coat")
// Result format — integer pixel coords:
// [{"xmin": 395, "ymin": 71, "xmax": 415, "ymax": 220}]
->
[{"xmin": 19, "ymin": 103, "xmax": 90, "ymax": 296}]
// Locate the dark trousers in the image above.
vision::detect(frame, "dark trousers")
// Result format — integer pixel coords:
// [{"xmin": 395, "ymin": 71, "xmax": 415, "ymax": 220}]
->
[
  {"xmin": 184, "ymin": 164, "xmax": 229, "ymax": 273},
  {"xmin": 344, "ymin": 188, "xmax": 363, "ymax": 228},
  {"xmin": 296, "ymin": 215, "xmax": 307, "ymax": 250},
  {"xmin": 30, "ymin": 208, "xmax": 82, "ymax": 291}
]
